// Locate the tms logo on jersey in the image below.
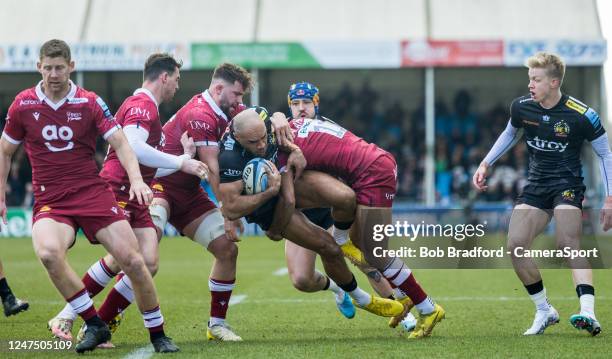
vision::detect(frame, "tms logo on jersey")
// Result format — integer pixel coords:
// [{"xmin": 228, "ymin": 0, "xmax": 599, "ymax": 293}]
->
[{"xmin": 526, "ymin": 136, "xmax": 568, "ymax": 152}]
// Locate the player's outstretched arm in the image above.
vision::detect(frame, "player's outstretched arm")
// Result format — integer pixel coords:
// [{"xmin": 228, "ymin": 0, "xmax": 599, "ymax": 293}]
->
[
  {"xmin": 219, "ymin": 162, "xmax": 281, "ymax": 221},
  {"xmin": 107, "ymin": 129, "xmax": 152, "ymax": 205},
  {"xmin": 589, "ymin": 133, "xmax": 612, "ymax": 231},
  {"xmin": 472, "ymin": 120, "xmax": 523, "ymax": 191},
  {"xmin": 0, "ymin": 138, "xmax": 19, "ymax": 225},
  {"xmin": 124, "ymin": 126, "xmax": 208, "ymax": 179},
  {"xmin": 267, "ymin": 168, "xmax": 296, "ymax": 240}
]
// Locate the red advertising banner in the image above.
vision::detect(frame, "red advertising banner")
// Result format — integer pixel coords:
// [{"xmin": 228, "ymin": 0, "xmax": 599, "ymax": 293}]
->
[{"xmin": 401, "ymin": 40, "xmax": 504, "ymax": 67}]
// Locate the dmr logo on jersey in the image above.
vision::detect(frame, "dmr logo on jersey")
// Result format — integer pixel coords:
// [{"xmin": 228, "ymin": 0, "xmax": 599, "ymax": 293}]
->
[
  {"xmin": 189, "ymin": 121, "xmax": 211, "ymax": 131},
  {"xmin": 42, "ymin": 125, "xmax": 74, "ymax": 152},
  {"xmin": 129, "ymin": 107, "xmax": 151, "ymax": 120},
  {"xmin": 526, "ymin": 136, "xmax": 568, "ymax": 152}
]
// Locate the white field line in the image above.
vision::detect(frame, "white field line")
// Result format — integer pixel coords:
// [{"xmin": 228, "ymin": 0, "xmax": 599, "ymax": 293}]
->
[
  {"xmin": 273, "ymin": 267, "xmax": 289, "ymax": 276},
  {"xmin": 122, "ymin": 345, "xmax": 154, "ymax": 359}
]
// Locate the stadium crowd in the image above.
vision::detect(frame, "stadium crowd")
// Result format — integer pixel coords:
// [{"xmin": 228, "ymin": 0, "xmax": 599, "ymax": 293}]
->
[{"xmin": 0, "ymin": 85, "xmax": 526, "ymax": 207}]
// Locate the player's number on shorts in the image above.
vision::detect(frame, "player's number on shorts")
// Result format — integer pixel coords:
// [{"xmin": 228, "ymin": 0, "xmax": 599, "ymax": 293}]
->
[
  {"xmin": 297, "ymin": 119, "xmax": 347, "ymax": 139},
  {"xmin": 42, "ymin": 125, "xmax": 74, "ymax": 152}
]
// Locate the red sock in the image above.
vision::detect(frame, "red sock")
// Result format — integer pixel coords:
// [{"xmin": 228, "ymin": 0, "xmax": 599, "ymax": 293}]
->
[
  {"xmin": 383, "ymin": 259, "xmax": 427, "ymax": 304},
  {"xmin": 98, "ymin": 276, "xmax": 133, "ymax": 323},
  {"xmin": 209, "ymin": 278, "xmax": 235, "ymax": 321},
  {"xmin": 66, "ymin": 288, "xmax": 97, "ymax": 321},
  {"xmin": 82, "ymin": 258, "xmax": 117, "ymax": 297}
]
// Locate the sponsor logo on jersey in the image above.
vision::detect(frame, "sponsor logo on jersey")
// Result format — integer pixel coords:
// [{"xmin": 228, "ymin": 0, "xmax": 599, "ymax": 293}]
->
[
  {"xmin": 66, "ymin": 112, "xmax": 82, "ymax": 122},
  {"xmin": 385, "ymin": 193, "xmax": 395, "ymax": 200},
  {"xmin": 224, "ymin": 137, "xmax": 236, "ymax": 150},
  {"xmin": 129, "ymin": 107, "xmax": 151, "ymax": 120},
  {"xmin": 96, "ymin": 97, "xmax": 114, "ymax": 120},
  {"xmin": 542, "ymin": 115, "xmax": 550, "ymax": 123},
  {"xmin": 33, "ymin": 112, "xmax": 40, "ymax": 121},
  {"xmin": 561, "ymin": 189, "xmax": 575, "ymax": 201},
  {"xmin": 523, "ymin": 119, "xmax": 539, "ymax": 126},
  {"xmin": 111, "ymin": 206, "xmax": 118, "ymax": 214},
  {"xmin": 553, "ymin": 121, "xmax": 570, "ymax": 137},
  {"xmin": 117, "ymin": 201, "xmax": 127, "ymax": 208},
  {"xmin": 39, "ymin": 205, "xmax": 51, "ymax": 212},
  {"xmin": 20, "ymin": 99, "xmax": 41, "ymax": 106},
  {"xmin": 67, "ymin": 97, "xmax": 89, "ymax": 105},
  {"xmin": 223, "ymin": 169, "xmax": 242, "ymax": 177},
  {"xmin": 189, "ymin": 121, "xmax": 211, "ymax": 131},
  {"xmin": 152, "ymin": 183, "xmax": 164, "ymax": 192},
  {"xmin": 565, "ymin": 99, "xmax": 587, "ymax": 114},
  {"xmin": 526, "ymin": 136, "xmax": 568, "ymax": 152}
]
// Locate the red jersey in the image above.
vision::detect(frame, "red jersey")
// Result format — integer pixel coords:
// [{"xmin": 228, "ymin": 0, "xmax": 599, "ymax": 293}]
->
[
  {"xmin": 100, "ymin": 88, "xmax": 161, "ymax": 187},
  {"xmin": 281, "ymin": 118, "xmax": 388, "ymax": 186},
  {"xmin": 157, "ymin": 90, "xmax": 233, "ymax": 191},
  {"xmin": 2, "ymin": 81, "xmax": 120, "ymax": 203}
]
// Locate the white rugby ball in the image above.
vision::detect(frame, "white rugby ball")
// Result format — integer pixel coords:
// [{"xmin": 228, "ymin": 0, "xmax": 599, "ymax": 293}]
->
[{"xmin": 243, "ymin": 158, "xmax": 271, "ymax": 194}]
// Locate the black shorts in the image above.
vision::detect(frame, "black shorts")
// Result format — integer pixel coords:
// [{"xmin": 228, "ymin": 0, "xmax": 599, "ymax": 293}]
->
[
  {"xmin": 246, "ymin": 197, "xmax": 333, "ymax": 231},
  {"xmin": 516, "ymin": 183, "xmax": 585, "ymax": 210}
]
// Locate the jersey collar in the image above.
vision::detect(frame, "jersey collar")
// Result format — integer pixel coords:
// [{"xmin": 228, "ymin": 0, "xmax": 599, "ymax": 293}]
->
[
  {"xmin": 35, "ymin": 80, "xmax": 77, "ymax": 111},
  {"xmin": 203, "ymin": 90, "xmax": 228, "ymax": 122},
  {"xmin": 134, "ymin": 88, "xmax": 159, "ymax": 108}
]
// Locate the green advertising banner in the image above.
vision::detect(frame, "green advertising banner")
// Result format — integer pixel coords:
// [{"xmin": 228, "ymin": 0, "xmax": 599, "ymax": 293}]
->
[
  {"xmin": 0, "ymin": 208, "xmax": 32, "ymax": 238},
  {"xmin": 191, "ymin": 43, "xmax": 321, "ymax": 69}
]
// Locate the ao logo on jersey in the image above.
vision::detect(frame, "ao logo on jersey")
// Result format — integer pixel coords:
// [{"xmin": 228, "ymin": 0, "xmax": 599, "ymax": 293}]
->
[
  {"xmin": 526, "ymin": 136, "xmax": 568, "ymax": 152},
  {"xmin": 42, "ymin": 125, "xmax": 74, "ymax": 152}
]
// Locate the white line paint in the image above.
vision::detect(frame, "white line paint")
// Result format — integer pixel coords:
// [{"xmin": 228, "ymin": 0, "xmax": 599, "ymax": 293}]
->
[
  {"xmin": 122, "ymin": 345, "xmax": 154, "ymax": 359},
  {"xmin": 229, "ymin": 294, "xmax": 247, "ymax": 306},
  {"xmin": 273, "ymin": 267, "xmax": 289, "ymax": 276}
]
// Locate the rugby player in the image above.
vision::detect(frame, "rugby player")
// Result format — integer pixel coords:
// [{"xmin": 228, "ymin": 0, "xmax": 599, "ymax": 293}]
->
[
  {"xmin": 281, "ymin": 82, "xmax": 419, "ymax": 327},
  {"xmin": 218, "ymin": 107, "xmax": 404, "ymax": 319},
  {"xmin": 0, "ymin": 39, "xmax": 177, "ymax": 353},
  {"xmin": 0, "ymin": 259, "xmax": 29, "ymax": 316},
  {"xmin": 274, "ymin": 106, "xmax": 445, "ymax": 339},
  {"xmin": 47, "ymin": 53, "xmax": 206, "ymax": 348},
  {"xmin": 473, "ymin": 52, "xmax": 609, "ymax": 336}
]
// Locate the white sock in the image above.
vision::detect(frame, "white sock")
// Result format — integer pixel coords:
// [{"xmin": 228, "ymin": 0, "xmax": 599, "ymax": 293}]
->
[
  {"xmin": 529, "ymin": 288, "xmax": 550, "ymax": 312},
  {"xmin": 332, "ymin": 226, "xmax": 349, "ymax": 246},
  {"xmin": 325, "ymin": 276, "xmax": 343, "ymax": 296},
  {"xmin": 209, "ymin": 317, "xmax": 225, "ymax": 327},
  {"xmin": 58, "ymin": 303, "xmax": 78, "ymax": 321},
  {"xmin": 347, "ymin": 287, "xmax": 371, "ymax": 307},
  {"xmin": 579, "ymin": 294, "xmax": 595, "ymax": 317},
  {"xmin": 393, "ymin": 288, "xmax": 407, "ymax": 300},
  {"xmin": 415, "ymin": 296, "xmax": 435, "ymax": 315}
]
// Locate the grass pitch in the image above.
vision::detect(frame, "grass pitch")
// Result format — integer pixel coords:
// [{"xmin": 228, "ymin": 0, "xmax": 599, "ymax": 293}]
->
[{"xmin": 0, "ymin": 235, "xmax": 610, "ymax": 358}]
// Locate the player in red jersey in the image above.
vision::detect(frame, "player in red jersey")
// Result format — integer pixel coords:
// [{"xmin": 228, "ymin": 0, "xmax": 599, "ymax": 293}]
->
[
  {"xmin": 96, "ymin": 63, "xmax": 289, "ymax": 342},
  {"xmin": 47, "ymin": 53, "xmax": 206, "ymax": 347},
  {"xmin": 0, "ymin": 40, "xmax": 178, "ymax": 353},
  {"xmin": 274, "ymin": 94, "xmax": 444, "ymax": 339},
  {"xmin": 276, "ymin": 81, "xmax": 417, "ymax": 329}
]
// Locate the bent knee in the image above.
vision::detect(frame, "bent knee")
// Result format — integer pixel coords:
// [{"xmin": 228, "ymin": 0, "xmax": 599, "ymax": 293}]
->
[
  {"xmin": 290, "ymin": 274, "xmax": 316, "ymax": 292},
  {"xmin": 211, "ymin": 238, "xmax": 238, "ymax": 262}
]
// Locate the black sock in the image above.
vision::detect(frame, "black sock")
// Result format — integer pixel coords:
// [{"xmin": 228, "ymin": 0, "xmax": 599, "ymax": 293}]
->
[
  {"xmin": 576, "ymin": 284, "xmax": 595, "ymax": 297},
  {"xmin": 524, "ymin": 280, "xmax": 544, "ymax": 295},
  {"xmin": 150, "ymin": 329, "xmax": 166, "ymax": 341},
  {"xmin": 84, "ymin": 315, "xmax": 105, "ymax": 328},
  {"xmin": 337, "ymin": 275, "xmax": 357, "ymax": 293},
  {"xmin": 323, "ymin": 276, "xmax": 331, "ymax": 291},
  {"xmin": 0, "ymin": 278, "xmax": 12, "ymax": 300},
  {"xmin": 333, "ymin": 221, "xmax": 353, "ymax": 230}
]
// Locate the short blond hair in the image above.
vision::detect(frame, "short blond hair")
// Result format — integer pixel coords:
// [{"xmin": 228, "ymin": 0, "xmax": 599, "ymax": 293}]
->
[{"xmin": 526, "ymin": 52, "xmax": 565, "ymax": 84}]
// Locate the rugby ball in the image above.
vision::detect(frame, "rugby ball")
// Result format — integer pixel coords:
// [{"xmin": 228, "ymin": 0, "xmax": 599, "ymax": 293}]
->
[{"xmin": 243, "ymin": 158, "xmax": 271, "ymax": 194}]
